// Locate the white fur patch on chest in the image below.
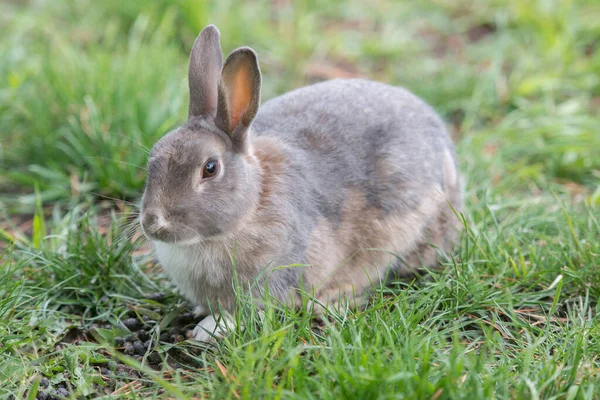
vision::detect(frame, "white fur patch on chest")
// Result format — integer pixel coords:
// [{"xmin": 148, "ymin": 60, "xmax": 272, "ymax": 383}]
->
[{"xmin": 153, "ymin": 240, "xmax": 231, "ymax": 303}]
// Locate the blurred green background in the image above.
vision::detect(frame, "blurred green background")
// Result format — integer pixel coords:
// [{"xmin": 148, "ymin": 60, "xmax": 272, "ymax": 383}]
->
[{"xmin": 1, "ymin": 0, "xmax": 599, "ymax": 209}]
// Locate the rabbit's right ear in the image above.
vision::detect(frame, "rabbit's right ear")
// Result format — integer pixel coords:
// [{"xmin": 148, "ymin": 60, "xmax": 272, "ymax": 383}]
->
[
  {"xmin": 188, "ymin": 25, "xmax": 223, "ymax": 119},
  {"xmin": 214, "ymin": 47, "xmax": 261, "ymax": 152}
]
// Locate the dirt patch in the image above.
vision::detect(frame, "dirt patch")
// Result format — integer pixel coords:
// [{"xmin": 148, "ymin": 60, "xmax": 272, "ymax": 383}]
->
[
  {"xmin": 466, "ymin": 22, "xmax": 497, "ymax": 43},
  {"xmin": 33, "ymin": 295, "xmax": 204, "ymax": 399},
  {"xmin": 418, "ymin": 21, "xmax": 497, "ymax": 60},
  {"xmin": 585, "ymin": 38, "xmax": 598, "ymax": 57}
]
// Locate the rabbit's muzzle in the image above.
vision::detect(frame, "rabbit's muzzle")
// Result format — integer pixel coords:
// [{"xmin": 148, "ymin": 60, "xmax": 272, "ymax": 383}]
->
[{"xmin": 141, "ymin": 208, "xmax": 170, "ymax": 241}]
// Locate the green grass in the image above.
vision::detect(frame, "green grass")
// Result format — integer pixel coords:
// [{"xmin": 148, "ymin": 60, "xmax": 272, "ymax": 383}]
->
[{"xmin": 1, "ymin": 0, "xmax": 599, "ymax": 398}]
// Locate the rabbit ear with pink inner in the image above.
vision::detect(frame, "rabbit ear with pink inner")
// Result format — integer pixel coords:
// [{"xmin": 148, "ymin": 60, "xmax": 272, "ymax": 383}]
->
[
  {"xmin": 216, "ymin": 47, "xmax": 262, "ymax": 152},
  {"xmin": 188, "ymin": 25, "xmax": 223, "ymax": 119}
]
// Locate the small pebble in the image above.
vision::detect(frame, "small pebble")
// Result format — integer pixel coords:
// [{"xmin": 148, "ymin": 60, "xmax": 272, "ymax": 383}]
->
[
  {"xmin": 159, "ymin": 333, "xmax": 170, "ymax": 342},
  {"xmin": 148, "ymin": 353, "xmax": 161, "ymax": 364},
  {"xmin": 107, "ymin": 361, "xmax": 118, "ymax": 370},
  {"xmin": 114, "ymin": 337, "xmax": 124, "ymax": 346},
  {"xmin": 144, "ymin": 340, "xmax": 152, "ymax": 349},
  {"xmin": 56, "ymin": 387, "xmax": 69, "ymax": 397},
  {"xmin": 123, "ymin": 318, "xmax": 140, "ymax": 330},
  {"xmin": 142, "ymin": 315, "xmax": 150, "ymax": 322},
  {"xmin": 146, "ymin": 292, "xmax": 166, "ymax": 301},
  {"xmin": 39, "ymin": 378, "xmax": 49, "ymax": 388},
  {"xmin": 100, "ymin": 367, "xmax": 110, "ymax": 376},
  {"xmin": 36, "ymin": 391, "xmax": 48, "ymax": 400},
  {"xmin": 123, "ymin": 343, "xmax": 135, "ymax": 356},
  {"xmin": 176, "ymin": 327, "xmax": 188, "ymax": 336},
  {"xmin": 133, "ymin": 341, "xmax": 146, "ymax": 355},
  {"xmin": 137, "ymin": 330, "xmax": 149, "ymax": 342},
  {"xmin": 125, "ymin": 334, "xmax": 139, "ymax": 343}
]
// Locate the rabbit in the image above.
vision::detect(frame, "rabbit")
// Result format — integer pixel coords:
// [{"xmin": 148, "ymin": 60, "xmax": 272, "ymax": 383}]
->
[{"xmin": 140, "ymin": 24, "xmax": 463, "ymax": 342}]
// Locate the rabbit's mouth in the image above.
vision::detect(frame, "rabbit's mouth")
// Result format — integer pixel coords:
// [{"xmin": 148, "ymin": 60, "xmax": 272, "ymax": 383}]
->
[
  {"xmin": 140, "ymin": 209, "xmax": 203, "ymax": 245},
  {"xmin": 143, "ymin": 228, "xmax": 203, "ymax": 246}
]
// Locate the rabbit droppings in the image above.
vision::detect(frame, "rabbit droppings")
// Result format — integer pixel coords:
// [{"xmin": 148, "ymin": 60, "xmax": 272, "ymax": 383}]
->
[{"xmin": 140, "ymin": 25, "xmax": 463, "ymax": 342}]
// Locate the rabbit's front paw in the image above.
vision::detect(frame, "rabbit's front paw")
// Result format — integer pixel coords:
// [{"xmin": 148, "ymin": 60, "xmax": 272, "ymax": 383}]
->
[
  {"xmin": 192, "ymin": 304, "xmax": 209, "ymax": 317},
  {"xmin": 190, "ymin": 314, "xmax": 236, "ymax": 342}
]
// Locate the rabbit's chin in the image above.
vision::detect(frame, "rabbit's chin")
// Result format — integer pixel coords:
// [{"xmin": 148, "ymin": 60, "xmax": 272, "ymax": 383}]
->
[
  {"xmin": 171, "ymin": 236, "xmax": 205, "ymax": 246},
  {"xmin": 146, "ymin": 234, "xmax": 204, "ymax": 247},
  {"xmin": 150, "ymin": 230, "xmax": 233, "ymax": 247}
]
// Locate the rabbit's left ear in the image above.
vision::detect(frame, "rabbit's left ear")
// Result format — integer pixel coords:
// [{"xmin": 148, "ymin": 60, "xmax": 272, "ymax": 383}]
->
[
  {"xmin": 216, "ymin": 47, "xmax": 262, "ymax": 151},
  {"xmin": 188, "ymin": 25, "xmax": 223, "ymax": 119}
]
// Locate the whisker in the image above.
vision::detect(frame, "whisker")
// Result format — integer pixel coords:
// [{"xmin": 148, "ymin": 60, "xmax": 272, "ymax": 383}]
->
[
  {"xmin": 109, "ymin": 223, "xmax": 141, "ymax": 245},
  {"xmin": 108, "ymin": 130, "xmax": 152, "ymax": 155},
  {"xmin": 83, "ymin": 157, "xmax": 148, "ymax": 171},
  {"xmin": 109, "ymin": 229, "xmax": 149, "ymax": 267},
  {"xmin": 105, "ymin": 216, "xmax": 139, "ymax": 224},
  {"xmin": 90, "ymin": 192, "xmax": 140, "ymax": 208}
]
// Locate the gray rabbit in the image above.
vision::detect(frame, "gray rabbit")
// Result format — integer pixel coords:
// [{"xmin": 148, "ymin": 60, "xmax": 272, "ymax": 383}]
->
[{"xmin": 140, "ymin": 25, "xmax": 463, "ymax": 342}]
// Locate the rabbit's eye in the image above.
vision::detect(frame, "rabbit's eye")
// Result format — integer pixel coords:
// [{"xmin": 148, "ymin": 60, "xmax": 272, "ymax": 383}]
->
[{"xmin": 202, "ymin": 160, "xmax": 219, "ymax": 180}]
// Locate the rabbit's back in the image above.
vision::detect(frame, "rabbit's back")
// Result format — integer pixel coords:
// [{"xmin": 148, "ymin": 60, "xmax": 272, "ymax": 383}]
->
[
  {"xmin": 247, "ymin": 78, "xmax": 462, "ymax": 302},
  {"xmin": 253, "ymin": 78, "xmax": 458, "ymax": 217}
]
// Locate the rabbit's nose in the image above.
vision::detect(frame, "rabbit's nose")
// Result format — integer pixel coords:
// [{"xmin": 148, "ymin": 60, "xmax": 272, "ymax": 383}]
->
[{"xmin": 142, "ymin": 209, "xmax": 168, "ymax": 235}]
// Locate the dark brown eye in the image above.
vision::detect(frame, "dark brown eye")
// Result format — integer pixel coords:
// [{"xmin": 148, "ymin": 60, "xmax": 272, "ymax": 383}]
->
[{"xmin": 202, "ymin": 160, "xmax": 219, "ymax": 180}]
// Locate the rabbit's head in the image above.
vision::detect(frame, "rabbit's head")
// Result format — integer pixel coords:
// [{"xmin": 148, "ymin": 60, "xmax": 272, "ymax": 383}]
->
[{"xmin": 140, "ymin": 25, "xmax": 262, "ymax": 244}]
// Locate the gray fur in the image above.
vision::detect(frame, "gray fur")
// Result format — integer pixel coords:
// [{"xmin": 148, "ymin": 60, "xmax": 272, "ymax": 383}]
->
[
  {"xmin": 140, "ymin": 27, "xmax": 463, "ymax": 336},
  {"xmin": 188, "ymin": 25, "xmax": 223, "ymax": 118}
]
